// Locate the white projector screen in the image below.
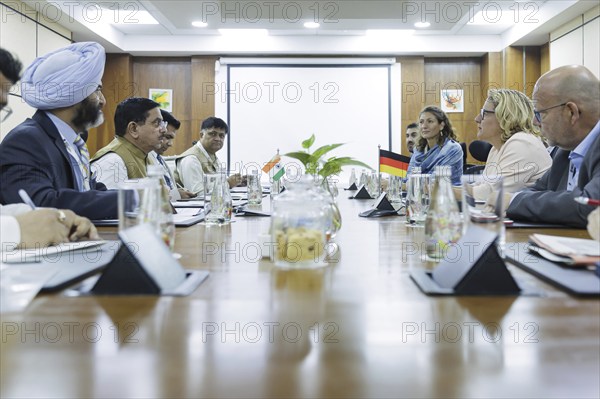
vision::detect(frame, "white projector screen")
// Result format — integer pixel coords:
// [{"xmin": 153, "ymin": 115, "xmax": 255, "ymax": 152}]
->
[{"xmin": 214, "ymin": 60, "xmax": 401, "ymax": 184}]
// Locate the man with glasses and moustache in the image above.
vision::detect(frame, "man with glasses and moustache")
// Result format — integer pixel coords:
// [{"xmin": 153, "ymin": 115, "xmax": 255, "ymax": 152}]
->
[
  {"xmin": 174, "ymin": 117, "xmax": 243, "ymax": 195},
  {"xmin": 506, "ymin": 65, "xmax": 600, "ymax": 228},
  {"xmin": 148, "ymin": 110, "xmax": 196, "ymax": 200},
  {"xmin": 91, "ymin": 97, "xmax": 167, "ymax": 189},
  {"xmin": 0, "ymin": 42, "xmax": 118, "ymax": 220}
]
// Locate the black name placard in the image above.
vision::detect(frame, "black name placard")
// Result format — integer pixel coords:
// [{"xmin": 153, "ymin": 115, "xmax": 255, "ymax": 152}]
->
[
  {"xmin": 410, "ymin": 226, "xmax": 521, "ymax": 295},
  {"xmin": 92, "ymin": 224, "xmax": 208, "ymax": 296}
]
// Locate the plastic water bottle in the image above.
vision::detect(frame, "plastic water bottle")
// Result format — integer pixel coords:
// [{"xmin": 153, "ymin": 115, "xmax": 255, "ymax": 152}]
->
[
  {"xmin": 147, "ymin": 164, "xmax": 175, "ymax": 249},
  {"xmin": 222, "ymin": 173, "xmax": 233, "ymax": 223},
  {"xmin": 406, "ymin": 166, "xmax": 421, "ymax": 223},
  {"xmin": 425, "ymin": 165, "xmax": 462, "ymax": 260},
  {"xmin": 359, "ymin": 169, "xmax": 367, "ymax": 187},
  {"xmin": 247, "ymin": 170, "xmax": 262, "ymax": 205},
  {"xmin": 349, "ymin": 168, "xmax": 357, "ymax": 187}
]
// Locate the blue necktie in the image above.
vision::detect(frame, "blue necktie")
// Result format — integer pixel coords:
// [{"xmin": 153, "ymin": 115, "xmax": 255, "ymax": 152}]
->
[
  {"xmin": 567, "ymin": 162, "xmax": 577, "ymax": 191},
  {"xmin": 157, "ymin": 154, "xmax": 174, "ymax": 190}
]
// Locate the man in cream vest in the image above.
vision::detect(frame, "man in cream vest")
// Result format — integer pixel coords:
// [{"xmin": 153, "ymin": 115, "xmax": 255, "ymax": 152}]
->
[
  {"xmin": 174, "ymin": 117, "xmax": 243, "ymax": 195},
  {"xmin": 91, "ymin": 97, "xmax": 167, "ymax": 189}
]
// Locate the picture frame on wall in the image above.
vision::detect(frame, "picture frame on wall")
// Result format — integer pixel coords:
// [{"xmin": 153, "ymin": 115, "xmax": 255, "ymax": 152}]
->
[
  {"xmin": 440, "ymin": 89, "xmax": 464, "ymax": 113},
  {"xmin": 149, "ymin": 88, "xmax": 173, "ymax": 112}
]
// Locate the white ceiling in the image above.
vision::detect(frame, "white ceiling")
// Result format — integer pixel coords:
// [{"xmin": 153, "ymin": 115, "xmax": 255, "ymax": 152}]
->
[{"xmin": 25, "ymin": 0, "xmax": 600, "ymax": 56}]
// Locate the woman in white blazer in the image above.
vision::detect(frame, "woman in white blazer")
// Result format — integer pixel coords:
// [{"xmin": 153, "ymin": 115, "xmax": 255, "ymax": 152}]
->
[{"xmin": 471, "ymin": 89, "xmax": 552, "ymax": 201}]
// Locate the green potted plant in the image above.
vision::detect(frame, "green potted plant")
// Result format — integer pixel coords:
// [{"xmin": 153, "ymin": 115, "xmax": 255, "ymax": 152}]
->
[{"xmin": 284, "ymin": 134, "xmax": 372, "ymax": 181}]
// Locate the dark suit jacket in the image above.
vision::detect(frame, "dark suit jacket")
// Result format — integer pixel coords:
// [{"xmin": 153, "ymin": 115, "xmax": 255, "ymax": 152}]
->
[
  {"xmin": 0, "ymin": 110, "xmax": 118, "ymax": 219},
  {"xmin": 506, "ymin": 130, "xmax": 600, "ymax": 228}
]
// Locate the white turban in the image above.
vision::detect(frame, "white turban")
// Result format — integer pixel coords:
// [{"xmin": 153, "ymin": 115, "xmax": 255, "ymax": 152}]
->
[{"xmin": 21, "ymin": 42, "xmax": 105, "ymax": 110}]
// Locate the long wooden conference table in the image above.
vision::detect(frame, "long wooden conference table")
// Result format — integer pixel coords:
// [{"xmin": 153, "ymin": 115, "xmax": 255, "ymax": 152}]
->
[{"xmin": 1, "ymin": 195, "xmax": 599, "ymax": 398}]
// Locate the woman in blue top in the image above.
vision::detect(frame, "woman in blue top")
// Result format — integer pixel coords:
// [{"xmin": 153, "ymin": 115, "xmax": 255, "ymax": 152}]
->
[{"xmin": 408, "ymin": 105, "xmax": 463, "ymax": 185}]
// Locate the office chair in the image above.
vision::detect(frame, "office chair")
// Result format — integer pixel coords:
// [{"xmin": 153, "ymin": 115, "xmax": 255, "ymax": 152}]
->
[
  {"xmin": 460, "ymin": 142, "xmax": 469, "ymax": 173},
  {"xmin": 469, "ymin": 140, "xmax": 493, "ymax": 162},
  {"xmin": 464, "ymin": 140, "xmax": 493, "ymax": 175}
]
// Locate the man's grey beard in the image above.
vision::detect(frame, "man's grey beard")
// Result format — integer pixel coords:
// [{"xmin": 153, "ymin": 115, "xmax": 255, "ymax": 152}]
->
[{"xmin": 85, "ymin": 112, "xmax": 104, "ymax": 130}]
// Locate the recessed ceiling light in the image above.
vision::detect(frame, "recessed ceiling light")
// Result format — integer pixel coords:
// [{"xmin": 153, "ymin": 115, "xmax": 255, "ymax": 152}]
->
[
  {"xmin": 304, "ymin": 21, "xmax": 320, "ymax": 29},
  {"xmin": 414, "ymin": 21, "xmax": 430, "ymax": 28},
  {"xmin": 192, "ymin": 21, "xmax": 208, "ymax": 28}
]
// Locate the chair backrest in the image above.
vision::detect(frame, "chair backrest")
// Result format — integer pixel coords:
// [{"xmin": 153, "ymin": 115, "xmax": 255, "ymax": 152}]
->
[
  {"xmin": 460, "ymin": 142, "xmax": 468, "ymax": 171},
  {"xmin": 464, "ymin": 165, "xmax": 485, "ymax": 175},
  {"xmin": 469, "ymin": 140, "xmax": 493, "ymax": 162}
]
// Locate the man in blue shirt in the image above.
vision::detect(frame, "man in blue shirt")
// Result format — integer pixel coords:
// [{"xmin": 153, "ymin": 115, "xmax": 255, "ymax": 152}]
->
[
  {"xmin": 0, "ymin": 47, "xmax": 99, "ymax": 249},
  {"xmin": 506, "ymin": 65, "xmax": 600, "ymax": 227},
  {"xmin": 0, "ymin": 42, "xmax": 118, "ymax": 220}
]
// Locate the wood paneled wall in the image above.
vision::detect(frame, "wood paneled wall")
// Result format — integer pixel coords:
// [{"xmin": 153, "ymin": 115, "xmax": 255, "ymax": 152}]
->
[
  {"xmin": 191, "ymin": 56, "xmax": 218, "ymax": 136},
  {"xmin": 503, "ymin": 46, "xmax": 541, "ymax": 98},
  {"xmin": 524, "ymin": 46, "xmax": 541, "ymax": 99},
  {"xmin": 481, "ymin": 52, "xmax": 503, "ymax": 102},
  {"xmin": 133, "ymin": 57, "xmax": 192, "ymax": 156},
  {"xmin": 424, "ymin": 57, "xmax": 481, "ymax": 148},
  {"xmin": 397, "ymin": 56, "xmax": 425, "ymax": 156},
  {"xmin": 91, "ymin": 48, "xmax": 544, "ymax": 163},
  {"xmin": 91, "ymin": 53, "xmax": 133, "ymax": 155},
  {"xmin": 398, "ymin": 56, "xmax": 482, "ymax": 160},
  {"xmin": 540, "ymin": 43, "xmax": 550, "ymax": 75}
]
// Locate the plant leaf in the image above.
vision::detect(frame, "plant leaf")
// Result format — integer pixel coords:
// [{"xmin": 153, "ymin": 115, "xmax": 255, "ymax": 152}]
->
[
  {"xmin": 318, "ymin": 162, "xmax": 342, "ymax": 177},
  {"xmin": 334, "ymin": 158, "xmax": 373, "ymax": 170},
  {"xmin": 312, "ymin": 143, "xmax": 345, "ymax": 161},
  {"xmin": 284, "ymin": 151, "xmax": 311, "ymax": 166},
  {"xmin": 301, "ymin": 134, "xmax": 315, "ymax": 149},
  {"xmin": 319, "ymin": 157, "xmax": 373, "ymax": 177}
]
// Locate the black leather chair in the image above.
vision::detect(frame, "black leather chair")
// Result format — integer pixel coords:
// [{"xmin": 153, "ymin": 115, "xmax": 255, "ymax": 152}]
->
[
  {"xmin": 469, "ymin": 140, "xmax": 493, "ymax": 162},
  {"xmin": 465, "ymin": 140, "xmax": 493, "ymax": 175},
  {"xmin": 460, "ymin": 142, "xmax": 469, "ymax": 173},
  {"xmin": 465, "ymin": 164, "xmax": 485, "ymax": 174}
]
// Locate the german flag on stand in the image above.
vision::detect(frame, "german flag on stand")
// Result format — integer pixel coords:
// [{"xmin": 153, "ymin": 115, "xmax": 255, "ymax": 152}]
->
[{"xmin": 379, "ymin": 149, "xmax": 410, "ymax": 178}]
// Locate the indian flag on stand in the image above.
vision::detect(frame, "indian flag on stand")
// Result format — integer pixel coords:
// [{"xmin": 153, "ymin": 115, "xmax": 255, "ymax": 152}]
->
[
  {"xmin": 262, "ymin": 153, "xmax": 281, "ymax": 174},
  {"xmin": 272, "ymin": 164, "xmax": 285, "ymax": 181},
  {"xmin": 379, "ymin": 148, "xmax": 410, "ymax": 178}
]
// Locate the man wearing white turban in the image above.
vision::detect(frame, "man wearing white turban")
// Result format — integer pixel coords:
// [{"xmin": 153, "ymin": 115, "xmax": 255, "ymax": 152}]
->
[{"xmin": 0, "ymin": 42, "xmax": 118, "ymax": 220}]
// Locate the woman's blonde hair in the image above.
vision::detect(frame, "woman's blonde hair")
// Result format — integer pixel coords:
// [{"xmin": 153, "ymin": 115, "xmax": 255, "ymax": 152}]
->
[{"xmin": 487, "ymin": 89, "xmax": 540, "ymax": 142}]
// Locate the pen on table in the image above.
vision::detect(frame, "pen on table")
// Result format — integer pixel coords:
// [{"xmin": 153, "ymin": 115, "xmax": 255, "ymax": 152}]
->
[
  {"xmin": 574, "ymin": 197, "xmax": 600, "ymax": 206},
  {"xmin": 18, "ymin": 189, "xmax": 37, "ymax": 210}
]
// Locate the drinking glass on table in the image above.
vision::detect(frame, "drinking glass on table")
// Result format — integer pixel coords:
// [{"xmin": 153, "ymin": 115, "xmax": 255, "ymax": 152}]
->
[
  {"xmin": 204, "ymin": 173, "xmax": 228, "ymax": 224},
  {"xmin": 461, "ymin": 174, "xmax": 505, "ymax": 254},
  {"xmin": 387, "ymin": 175, "xmax": 403, "ymax": 204},
  {"xmin": 406, "ymin": 174, "xmax": 431, "ymax": 226},
  {"xmin": 247, "ymin": 171, "xmax": 263, "ymax": 205}
]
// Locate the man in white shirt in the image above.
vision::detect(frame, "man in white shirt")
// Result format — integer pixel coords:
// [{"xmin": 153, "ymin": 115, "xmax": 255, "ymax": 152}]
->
[
  {"xmin": 174, "ymin": 117, "xmax": 243, "ymax": 195},
  {"xmin": 0, "ymin": 48, "xmax": 98, "ymax": 250},
  {"xmin": 91, "ymin": 97, "xmax": 167, "ymax": 189}
]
